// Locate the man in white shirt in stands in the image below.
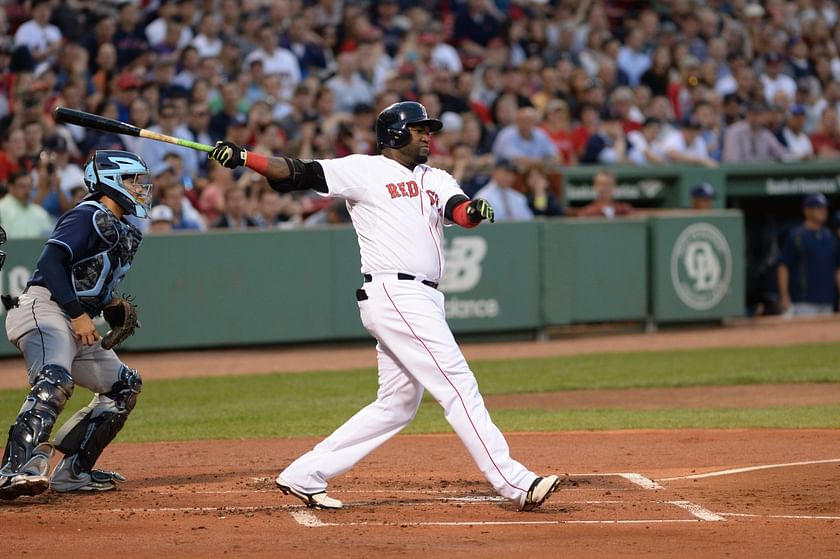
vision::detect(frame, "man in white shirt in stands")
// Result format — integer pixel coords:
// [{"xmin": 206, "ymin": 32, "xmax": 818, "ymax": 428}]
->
[
  {"xmin": 661, "ymin": 116, "xmax": 718, "ymax": 168},
  {"xmin": 474, "ymin": 159, "xmax": 533, "ymax": 221},
  {"xmin": 243, "ymin": 24, "xmax": 301, "ymax": 101},
  {"xmin": 781, "ymin": 104, "xmax": 815, "ymax": 161},
  {"xmin": 13, "ymin": 0, "xmax": 62, "ymax": 75}
]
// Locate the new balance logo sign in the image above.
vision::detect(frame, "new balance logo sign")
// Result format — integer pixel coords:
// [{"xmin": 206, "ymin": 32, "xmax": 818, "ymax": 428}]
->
[{"xmin": 439, "ymin": 237, "xmax": 487, "ymax": 293}]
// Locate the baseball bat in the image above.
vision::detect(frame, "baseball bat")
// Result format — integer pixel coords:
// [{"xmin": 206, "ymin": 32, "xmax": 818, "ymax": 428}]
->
[{"xmin": 53, "ymin": 107, "xmax": 214, "ymax": 153}]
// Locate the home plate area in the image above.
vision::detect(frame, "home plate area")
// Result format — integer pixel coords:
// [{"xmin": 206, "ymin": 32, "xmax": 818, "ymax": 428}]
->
[{"xmin": 286, "ymin": 472, "xmax": 724, "ymax": 527}]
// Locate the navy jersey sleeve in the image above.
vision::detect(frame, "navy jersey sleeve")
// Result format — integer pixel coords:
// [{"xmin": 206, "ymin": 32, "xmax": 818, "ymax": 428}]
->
[
  {"xmin": 46, "ymin": 205, "xmax": 101, "ymax": 261},
  {"xmin": 39, "ymin": 205, "xmax": 102, "ymax": 318}
]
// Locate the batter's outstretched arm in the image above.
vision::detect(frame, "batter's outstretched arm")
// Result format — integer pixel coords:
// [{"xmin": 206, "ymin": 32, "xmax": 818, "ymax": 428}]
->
[
  {"xmin": 208, "ymin": 140, "xmax": 327, "ymax": 193},
  {"xmin": 445, "ymin": 195, "xmax": 495, "ymax": 226}
]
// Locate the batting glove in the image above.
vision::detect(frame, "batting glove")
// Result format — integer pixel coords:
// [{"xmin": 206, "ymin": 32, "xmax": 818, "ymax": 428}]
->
[
  {"xmin": 466, "ymin": 198, "xmax": 495, "ymax": 223},
  {"xmin": 209, "ymin": 140, "xmax": 247, "ymax": 169}
]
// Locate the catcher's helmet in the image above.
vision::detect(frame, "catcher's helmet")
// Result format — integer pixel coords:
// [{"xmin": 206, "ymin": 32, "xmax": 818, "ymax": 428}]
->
[
  {"xmin": 83, "ymin": 150, "xmax": 153, "ymax": 218},
  {"xmin": 375, "ymin": 101, "xmax": 443, "ymax": 149}
]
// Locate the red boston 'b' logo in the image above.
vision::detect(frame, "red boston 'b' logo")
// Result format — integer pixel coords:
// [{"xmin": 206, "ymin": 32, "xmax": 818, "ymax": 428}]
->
[{"xmin": 385, "ymin": 181, "xmax": 420, "ymax": 199}]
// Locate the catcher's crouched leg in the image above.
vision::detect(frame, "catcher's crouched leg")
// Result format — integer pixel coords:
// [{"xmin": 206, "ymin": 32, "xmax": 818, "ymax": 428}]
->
[
  {"xmin": 0, "ymin": 365, "xmax": 73, "ymax": 500},
  {"xmin": 50, "ymin": 365, "xmax": 141, "ymax": 492}
]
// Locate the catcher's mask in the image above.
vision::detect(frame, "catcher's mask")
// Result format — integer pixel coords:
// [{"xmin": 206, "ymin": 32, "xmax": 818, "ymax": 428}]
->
[
  {"xmin": 84, "ymin": 150, "xmax": 153, "ymax": 219},
  {"xmin": 375, "ymin": 101, "xmax": 442, "ymax": 150}
]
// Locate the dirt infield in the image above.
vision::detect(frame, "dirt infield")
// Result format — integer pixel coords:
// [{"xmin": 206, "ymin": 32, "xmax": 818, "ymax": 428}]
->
[
  {"xmin": 2, "ymin": 431, "xmax": 839, "ymax": 558},
  {"xmin": 1, "ymin": 317, "xmax": 839, "ymax": 557}
]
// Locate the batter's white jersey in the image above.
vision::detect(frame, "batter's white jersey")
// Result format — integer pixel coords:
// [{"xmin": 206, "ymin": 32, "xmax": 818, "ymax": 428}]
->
[{"xmin": 317, "ymin": 154, "xmax": 466, "ymax": 283}]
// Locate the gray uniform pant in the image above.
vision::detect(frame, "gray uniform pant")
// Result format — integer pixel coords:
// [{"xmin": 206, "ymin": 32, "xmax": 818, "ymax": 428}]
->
[{"xmin": 6, "ymin": 286, "xmax": 127, "ymax": 420}]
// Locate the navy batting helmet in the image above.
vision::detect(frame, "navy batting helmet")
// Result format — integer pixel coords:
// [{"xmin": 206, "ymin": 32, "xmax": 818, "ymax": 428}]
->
[{"xmin": 375, "ymin": 101, "xmax": 443, "ymax": 149}]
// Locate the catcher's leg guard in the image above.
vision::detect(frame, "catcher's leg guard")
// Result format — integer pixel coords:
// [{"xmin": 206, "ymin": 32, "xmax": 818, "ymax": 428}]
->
[
  {"xmin": 53, "ymin": 365, "xmax": 141, "ymax": 473},
  {"xmin": 0, "ymin": 365, "xmax": 74, "ymax": 476}
]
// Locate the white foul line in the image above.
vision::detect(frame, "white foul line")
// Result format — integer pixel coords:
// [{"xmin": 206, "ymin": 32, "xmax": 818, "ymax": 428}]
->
[
  {"xmin": 659, "ymin": 458, "xmax": 840, "ymax": 481},
  {"xmin": 667, "ymin": 501, "xmax": 725, "ymax": 522},
  {"xmin": 720, "ymin": 512, "xmax": 840, "ymax": 521},
  {"xmin": 287, "ymin": 514, "xmax": 707, "ymax": 528},
  {"xmin": 617, "ymin": 473, "xmax": 664, "ymax": 490}
]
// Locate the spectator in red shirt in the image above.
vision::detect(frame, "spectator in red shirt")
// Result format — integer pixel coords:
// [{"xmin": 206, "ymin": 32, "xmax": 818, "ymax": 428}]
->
[
  {"xmin": 540, "ymin": 99, "xmax": 577, "ymax": 165},
  {"xmin": 577, "ymin": 170, "xmax": 634, "ymax": 219},
  {"xmin": 0, "ymin": 128, "xmax": 26, "ymax": 183},
  {"xmin": 571, "ymin": 104, "xmax": 599, "ymax": 159},
  {"xmin": 810, "ymin": 107, "xmax": 840, "ymax": 159}
]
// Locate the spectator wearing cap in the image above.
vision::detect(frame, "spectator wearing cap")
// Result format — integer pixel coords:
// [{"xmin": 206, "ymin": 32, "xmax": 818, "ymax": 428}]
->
[
  {"xmin": 761, "ymin": 53, "xmax": 796, "ymax": 105},
  {"xmin": 148, "ymin": 204, "xmax": 174, "ymax": 234},
  {"xmin": 491, "ymin": 106, "xmax": 559, "ymax": 168},
  {"xmin": 113, "ymin": 72, "xmax": 142, "ymax": 124},
  {"xmin": 722, "ymin": 102, "xmax": 789, "ymax": 162},
  {"xmin": 243, "ymin": 24, "xmax": 301, "ymax": 101},
  {"xmin": 0, "ymin": 170, "xmax": 53, "ymax": 239},
  {"xmin": 690, "ymin": 182, "xmax": 716, "ymax": 211},
  {"xmin": 780, "ymin": 105, "xmax": 815, "ymax": 161},
  {"xmin": 325, "ymin": 51, "xmax": 374, "ymax": 115},
  {"xmin": 577, "ymin": 169, "xmax": 634, "ymax": 219},
  {"xmin": 627, "ymin": 117, "xmax": 666, "ymax": 165},
  {"xmin": 473, "ymin": 160, "xmax": 533, "ymax": 221},
  {"xmin": 13, "ymin": 0, "xmax": 62, "ymax": 74},
  {"xmin": 777, "ymin": 193, "xmax": 840, "ymax": 317},
  {"xmin": 580, "ymin": 108, "xmax": 630, "ymax": 165},
  {"xmin": 809, "ymin": 107, "xmax": 840, "ymax": 159},
  {"xmin": 661, "ymin": 115, "xmax": 718, "ymax": 168}
]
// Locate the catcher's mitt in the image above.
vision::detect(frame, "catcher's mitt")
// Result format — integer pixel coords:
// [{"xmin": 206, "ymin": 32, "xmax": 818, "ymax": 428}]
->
[{"xmin": 101, "ymin": 296, "xmax": 140, "ymax": 350}]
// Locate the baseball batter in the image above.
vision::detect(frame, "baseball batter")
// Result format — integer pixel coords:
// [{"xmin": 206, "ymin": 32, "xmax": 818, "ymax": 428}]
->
[
  {"xmin": 0, "ymin": 150, "xmax": 149, "ymax": 500},
  {"xmin": 209, "ymin": 102, "xmax": 560, "ymax": 511}
]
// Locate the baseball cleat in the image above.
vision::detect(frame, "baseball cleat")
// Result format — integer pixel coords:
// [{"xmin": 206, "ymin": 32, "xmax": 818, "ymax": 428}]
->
[
  {"xmin": 0, "ymin": 474, "xmax": 50, "ymax": 501},
  {"xmin": 49, "ymin": 456, "xmax": 117, "ymax": 493},
  {"xmin": 90, "ymin": 469, "xmax": 127, "ymax": 484},
  {"xmin": 521, "ymin": 475, "xmax": 561, "ymax": 511},
  {"xmin": 275, "ymin": 476, "xmax": 343, "ymax": 510}
]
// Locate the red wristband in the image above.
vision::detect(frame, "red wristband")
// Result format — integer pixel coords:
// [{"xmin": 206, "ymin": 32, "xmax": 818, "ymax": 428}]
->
[
  {"xmin": 245, "ymin": 152, "xmax": 268, "ymax": 175},
  {"xmin": 452, "ymin": 201, "xmax": 479, "ymax": 228}
]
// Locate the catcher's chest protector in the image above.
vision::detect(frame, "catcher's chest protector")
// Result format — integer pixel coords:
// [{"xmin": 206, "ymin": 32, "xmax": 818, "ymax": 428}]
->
[{"xmin": 71, "ymin": 201, "xmax": 143, "ymax": 315}]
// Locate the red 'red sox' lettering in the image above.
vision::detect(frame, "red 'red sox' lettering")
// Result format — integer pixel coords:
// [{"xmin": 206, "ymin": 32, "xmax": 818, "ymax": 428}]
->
[{"xmin": 385, "ymin": 181, "xmax": 420, "ymax": 199}]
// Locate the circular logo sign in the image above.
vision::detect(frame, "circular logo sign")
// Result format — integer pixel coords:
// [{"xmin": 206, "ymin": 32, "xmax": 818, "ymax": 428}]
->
[{"xmin": 670, "ymin": 223, "xmax": 733, "ymax": 311}]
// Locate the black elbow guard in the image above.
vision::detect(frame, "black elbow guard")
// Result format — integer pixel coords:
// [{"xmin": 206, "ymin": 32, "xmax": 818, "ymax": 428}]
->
[{"xmin": 268, "ymin": 159, "xmax": 328, "ymax": 193}]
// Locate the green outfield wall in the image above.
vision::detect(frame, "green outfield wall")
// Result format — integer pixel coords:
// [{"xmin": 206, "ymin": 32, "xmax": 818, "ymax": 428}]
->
[{"xmin": 0, "ymin": 212, "xmax": 744, "ymax": 356}]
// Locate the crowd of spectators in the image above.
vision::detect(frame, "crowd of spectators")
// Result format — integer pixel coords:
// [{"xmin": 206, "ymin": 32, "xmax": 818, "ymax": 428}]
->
[{"xmin": 0, "ymin": 0, "xmax": 840, "ymax": 237}]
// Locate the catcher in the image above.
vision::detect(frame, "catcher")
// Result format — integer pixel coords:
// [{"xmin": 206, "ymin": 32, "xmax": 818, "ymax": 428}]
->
[{"xmin": 0, "ymin": 150, "xmax": 147, "ymax": 500}]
